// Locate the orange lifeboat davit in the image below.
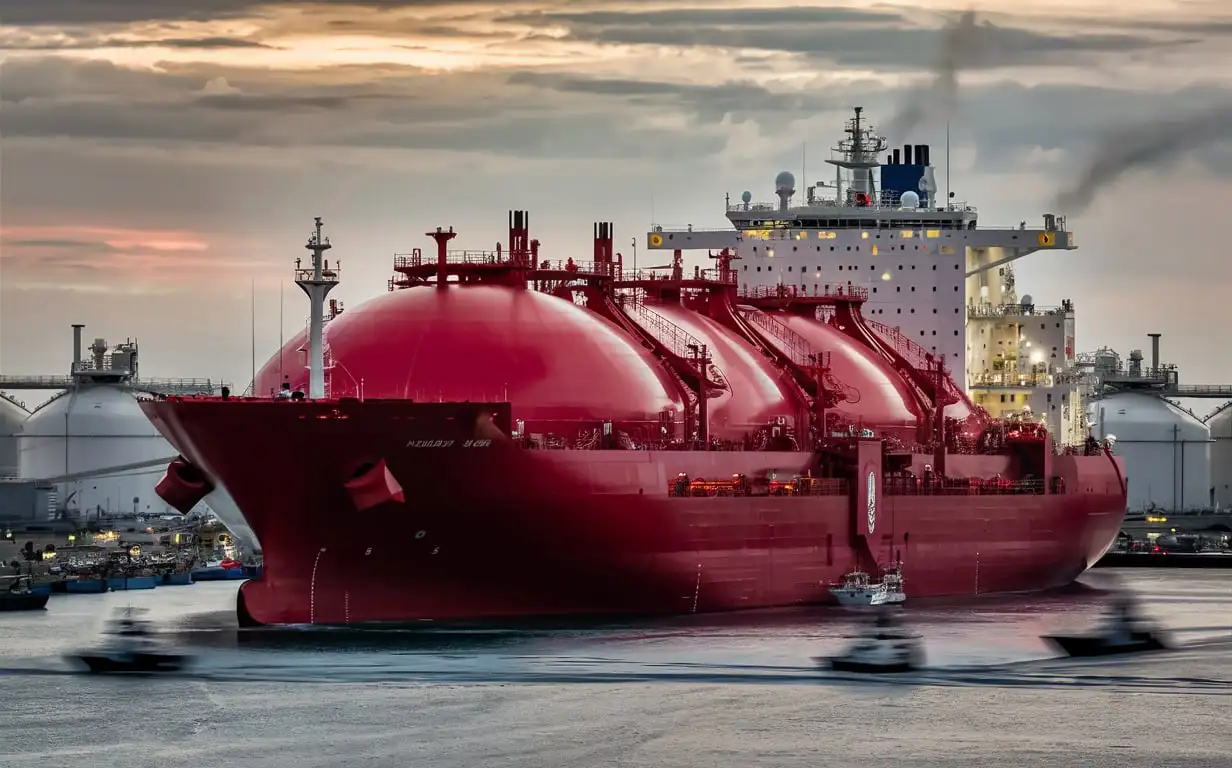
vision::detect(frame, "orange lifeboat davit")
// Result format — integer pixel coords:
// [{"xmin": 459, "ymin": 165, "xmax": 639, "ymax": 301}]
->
[
  {"xmin": 344, "ymin": 458, "xmax": 406, "ymax": 512},
  {"xmin": 154, "ymin": 456, "xmax": 215, "ymax": 514}
]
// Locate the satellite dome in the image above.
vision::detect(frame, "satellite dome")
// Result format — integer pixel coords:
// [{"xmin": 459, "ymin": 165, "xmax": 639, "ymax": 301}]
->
[
  {"xmin": 774, "ymin": 171, "xmax": 796, "ymax": 192},
  {"xmin": 900, "ymin": 190, "xmax": 920, "ymax": 209},
  {"xmin": 741, "ymin": 190, "xmax": 752, "ymax": 204},
  {"xmin": 1021, "ymin": 294, "xmax": 1034, "ymax": 306}
]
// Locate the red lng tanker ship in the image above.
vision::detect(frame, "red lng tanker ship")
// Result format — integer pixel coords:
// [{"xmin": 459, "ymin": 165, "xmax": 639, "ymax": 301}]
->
[{"xmin": 143, "ymin": 115, "xmax": 1126, "ymax": 627}]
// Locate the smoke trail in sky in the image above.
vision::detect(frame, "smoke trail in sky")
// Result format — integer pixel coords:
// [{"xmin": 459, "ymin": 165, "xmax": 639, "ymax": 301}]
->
[
  {"xmin": 883, "ymin": 10, "xmax": 983, "ymax": 142},
  {"xmin": 1055, "ymin": 103, "xmax": 1232, "ymax": 214}
]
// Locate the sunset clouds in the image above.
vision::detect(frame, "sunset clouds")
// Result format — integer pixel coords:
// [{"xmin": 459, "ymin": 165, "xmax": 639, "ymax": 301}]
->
[{"xmin": 1, "ymin": 0, "xmax": 1230, "ymax": 388}]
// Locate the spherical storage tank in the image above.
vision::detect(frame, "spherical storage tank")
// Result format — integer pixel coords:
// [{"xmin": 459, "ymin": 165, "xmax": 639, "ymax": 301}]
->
[
  {"xmin": 19, "ymin": 386, "xmax": 181, "ymax": 517},
  {"xmin": 773, "ymin": 316, "xmax": 920, "ymax": 434},
  {"xmin": 0, "ymin": 393, "xmax": 30, "ymax": 477},
  {"xmin": 1089, "ymin": 392, "xmax": 1211, "ymax": 513},
  {"xmin": 253, "ymin": 286, "xmax": 684, "ymax": 437},
  {"xmin": 1205, "ymin": 402, "xmax": 1232, "ymax": 509}
]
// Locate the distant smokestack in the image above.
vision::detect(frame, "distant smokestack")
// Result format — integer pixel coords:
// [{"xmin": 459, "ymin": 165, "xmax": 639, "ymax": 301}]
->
[
  {"xmin": 903, "ymin": 145, "xmax": 913, "ymax": 165},
  {"xmin": 914, "ymin": 144, "xmax": 928, "ymax": 166},
  {"xmin": 1148, "ymin": 333, "xmax": 1161, "ymax": 373},
  {"xmin": 71, "ymin": 324, "xmax": 84, "ymax": 371},
  {"xmin": 892, "ymin": 148, "xmax": 901, "ymax": 165}
]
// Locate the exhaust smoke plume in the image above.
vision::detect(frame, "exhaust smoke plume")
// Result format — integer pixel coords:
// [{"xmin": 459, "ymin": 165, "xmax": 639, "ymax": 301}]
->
[
  {"xmin": 883, "ymin": 10, "xmax": 984, "ymax": 141},
  {"xmin": 1055, "ymin": 103, "xmax": 1232, "ymax": 214}
]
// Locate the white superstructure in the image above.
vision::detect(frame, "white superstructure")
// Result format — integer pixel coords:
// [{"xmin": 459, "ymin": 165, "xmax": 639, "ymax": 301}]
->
[{"xmin": 645, "ymin": 107, "xmax": 1085, "ymax": 441}]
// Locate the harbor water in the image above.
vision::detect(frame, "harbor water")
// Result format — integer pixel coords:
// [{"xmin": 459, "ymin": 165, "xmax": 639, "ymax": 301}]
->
[{"xmin": 1, "ymin": 569, "xmax": 1229, "ymax": 767}]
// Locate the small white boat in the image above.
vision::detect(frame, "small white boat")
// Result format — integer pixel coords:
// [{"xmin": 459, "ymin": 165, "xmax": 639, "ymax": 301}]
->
[
  {"xmin": 819, "ymin": 610, "xmax": 924, "ymax": 673},
  {"xmin": 829, "ymin": 564, "xmax": 906, "ymax": 606}
]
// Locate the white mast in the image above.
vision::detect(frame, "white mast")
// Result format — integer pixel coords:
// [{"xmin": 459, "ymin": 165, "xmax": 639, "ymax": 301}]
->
[{"xmin": 295, "ymin": 217, "xmax": 339, "ymax": 400}]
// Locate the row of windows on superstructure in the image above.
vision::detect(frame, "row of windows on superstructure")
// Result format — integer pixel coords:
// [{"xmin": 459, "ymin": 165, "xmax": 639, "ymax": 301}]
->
[
  {"xmin": 745, "ymin": 263, "xmax": 962, "ymax": 272},
  {"xmin": 750, "ymin": 243, "xmax": 954, "ymax": 254},
  {"xmin": 740, "ymin": 220, "xmax": 972, "ymax": 230},
  {"xmin": 747, "ymin": 279, "xmax": 961, "ymax": 296},
  {"xmin": 867, "ymin": 307, "xmax": 964, "ymax": 316}
]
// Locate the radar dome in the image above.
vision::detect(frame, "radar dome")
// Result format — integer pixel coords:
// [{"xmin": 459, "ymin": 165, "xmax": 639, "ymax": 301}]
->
[
  {"xmin": 774, "ymin": 171, "xmax": 796, "ymax": 192},
  {"xmin": 741, "ymin": 191, "xmax": 752, "ymax": 204},
  {"xmin": 1021, "ymin": 294, "xmax": 1034, "ymax": 306},
  {"xmin": 900, "ymin": 190, "xmax": 920, "ymax": 209}
]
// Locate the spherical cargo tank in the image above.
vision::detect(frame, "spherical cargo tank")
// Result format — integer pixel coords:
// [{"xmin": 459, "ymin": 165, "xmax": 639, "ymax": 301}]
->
[
  {"xmin": 251, "ymin": 326, "xmax": 308, "ymax": 397},
  {"xmin": 1205, "ymin": 402, "xmax": 1232, "ymax": 508},
  {"xmin": 769, "ymin": 316, "xmax": 920, "ymax": 435},
  {"xmin": 0, "ymin": 393, "xmax": 30, "ymax": 478},
  {"xmin": 254, "ymin": 286, "xmax": 684, "ymax": 439},
  {"xmin": 1088, "ymin": 392, "xmax": 1210, "ymax": 513},
  {"xmin": 19, "ymin": 386, "xmax": 184, "ymax": 518},
  {"xmin": 641, "ymin": 302, "xmax": 796, "ymax": 440}
]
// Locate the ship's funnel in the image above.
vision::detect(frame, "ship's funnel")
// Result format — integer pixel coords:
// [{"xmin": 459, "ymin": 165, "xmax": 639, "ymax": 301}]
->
[
  {"xmin": 1148, "ymin": 333, "xmax": 1161, "ymax": 373},
  {"xmin": 71, "ymin": 324, "xmax": 84, "ymax": 371}
]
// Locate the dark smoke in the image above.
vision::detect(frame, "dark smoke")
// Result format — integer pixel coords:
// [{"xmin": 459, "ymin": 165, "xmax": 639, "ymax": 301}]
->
[
  {"xmin": 883, "ymin": 10, "xmax": 984, "ymax": 141},
  {"xmin": 1055, "ymin": 103, "xmax": 1232, "ymax": 214}
]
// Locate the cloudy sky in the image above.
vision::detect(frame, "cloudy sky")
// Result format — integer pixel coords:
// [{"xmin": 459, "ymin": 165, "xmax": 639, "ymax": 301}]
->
[{"xmin": 1, "ymin": 0, "xmax": 1230, "ymax": 410}]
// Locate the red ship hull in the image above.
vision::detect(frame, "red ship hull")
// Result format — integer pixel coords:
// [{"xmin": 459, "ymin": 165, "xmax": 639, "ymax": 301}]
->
[{"xmin": 142, "ymin": 398, "xmax": 1127, "ymax": 626}]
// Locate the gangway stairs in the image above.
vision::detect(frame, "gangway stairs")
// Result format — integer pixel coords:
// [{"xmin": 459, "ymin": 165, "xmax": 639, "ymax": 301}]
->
[
  {"xmin": 735, "ymin": 306, "xmax": 857, "ymax": 408},
  {"xmin": 621, "ymin": 299, "xmax": 730, "ymax": 397}
]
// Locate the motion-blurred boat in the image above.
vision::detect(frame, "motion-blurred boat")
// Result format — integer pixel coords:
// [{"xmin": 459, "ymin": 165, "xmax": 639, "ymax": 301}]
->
[
  {"xmin": 1041, "ymin": 594, "xmax": 1170, "ymax": 657},
  {"xmin": 68, "ymin": 607, "xmax": 191, "ymax": 674},
  {"xmin": 820, "ymin": 609, "xmax": 924, "ymax": 673}
]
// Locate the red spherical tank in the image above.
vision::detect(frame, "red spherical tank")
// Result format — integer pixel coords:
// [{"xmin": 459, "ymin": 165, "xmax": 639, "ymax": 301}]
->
[
  {"xmin": 647, "ymin": 302, "xmax": 796, "ymax": 439},
  {"xmin": 255, "ymin": 286, "xmax": 683, "ymax": 433},
  {"xmin": 775, "ymin": 315, "xmax": 920, "ymax": 432},
  {"xmin": 253, "ymin": 327, "xmax": 308, "ymax": 396}
]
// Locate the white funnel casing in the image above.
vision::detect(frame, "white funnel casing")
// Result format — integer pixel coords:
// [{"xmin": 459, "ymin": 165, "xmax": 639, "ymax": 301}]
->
[{"xmin": 919, "ymin": 166, "xmax": 938, "ymax": 204}]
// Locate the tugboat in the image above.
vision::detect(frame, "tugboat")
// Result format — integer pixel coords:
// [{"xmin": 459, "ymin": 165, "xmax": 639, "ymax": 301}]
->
[
  {"xmin": 829, "ymin": 563, "xmax": 906, "ymax": 606},
  {"xmin": 820, "ymin": 609, "xmax": 924, "ymax": 673},
  {"xmin": 1041, "ymin": 593, "xmax": 1171, "ymax": 658},
  {"xmin": 68, "ymin": 607, "xmax": 192, "ymax": 674},
  {"xmin": 0, "ymin": 576, "xmax": 50, "ymax": 612}
]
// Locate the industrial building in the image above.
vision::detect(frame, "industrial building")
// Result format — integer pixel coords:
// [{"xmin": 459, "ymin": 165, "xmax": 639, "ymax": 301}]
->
[
  {"xmin": 1084, "ymin": 334, "xmax": 1232, "ymax": 513},
  {"xmin": 0, "ymin": 324, "xmax": 227, "ymax": 523}
]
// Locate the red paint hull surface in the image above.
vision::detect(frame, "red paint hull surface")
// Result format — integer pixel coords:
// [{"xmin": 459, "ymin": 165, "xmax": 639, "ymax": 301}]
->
[{"xmin": 142, "ymin": 398, "xmax": 1127, "ymax": 626}]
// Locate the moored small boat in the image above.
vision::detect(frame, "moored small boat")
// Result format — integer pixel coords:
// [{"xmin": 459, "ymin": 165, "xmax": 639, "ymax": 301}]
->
[
  {"xmin": 65, "ymin": 577, "xmax": 108, "ymax": 594},
  {"xmin": 191, "ymin": 557, "xmax": 247, "ymax": 581},
  {"xmin": 829, "ymin": 563, "xmax": 907, "ymax": 607},
  {"xmin": 107, "ymin": 574, "xmax": 160, "ymax": 591},
  {"xmin": 0, "ymin": 577, "xmax": 50, "ymax": 612}
]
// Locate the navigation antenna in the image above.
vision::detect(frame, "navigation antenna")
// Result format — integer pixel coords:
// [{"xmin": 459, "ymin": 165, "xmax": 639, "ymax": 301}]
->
[
  {"xmin": 826, "ymin": 106, "xmax": 888, "ymax": 206},
  {"xmin": 295, "ymin": 217, "xmax": 340, "ymax": 400}
]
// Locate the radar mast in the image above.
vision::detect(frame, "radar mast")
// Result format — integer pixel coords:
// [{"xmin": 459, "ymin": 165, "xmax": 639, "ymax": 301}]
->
[
  {"xmin": 826, "ymin": 107, "xmax": 888, "ymax": 204},
  {"xmin": 295, "ymin": 217, "xmax": 340, "ymax": 400}
]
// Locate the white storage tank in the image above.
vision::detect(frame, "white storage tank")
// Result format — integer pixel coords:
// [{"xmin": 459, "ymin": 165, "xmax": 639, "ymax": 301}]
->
[
  {"xmin": 1089, "ymin": 392, "xmax": 1211, "ymax": 512},
  {"xmin": 1205, "ymin": 401, "xmax": 1232, "ymax": 509},
  {"xmin": 18, "ymin": 385, "xmax": 176, "ymax": 518},
  {"xmin": 0, "ymin": 393, "xmax": 30, "ymax": 478}
]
